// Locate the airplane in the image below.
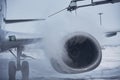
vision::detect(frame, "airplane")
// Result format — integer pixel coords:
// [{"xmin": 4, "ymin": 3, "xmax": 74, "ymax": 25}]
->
[
  {"xmin": 1, "ymin": 0, "xmax": 101, "ymax": 79},
  {"xmin": 48, "ymin": 0, "xmax": 120, "ymax": 17},
  {"xmin": 0, "ymin": 0, "xmax": 45, "ymax": 80},
  {"xmin": 67, "ymin": 0, "xmax": 120, "ymax": 12},
  {"xmin": 105, "ymin": 31, "xmax": 120, "ymax": 37},
  {"xmin": 2, "ymin": 0, "xmax": 119, "ymax": 80}
]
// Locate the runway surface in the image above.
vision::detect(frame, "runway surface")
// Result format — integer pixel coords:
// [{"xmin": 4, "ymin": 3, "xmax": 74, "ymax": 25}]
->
[{"xmin": 0, "ymin": 46, "xmax": 120, "ymax": 80}]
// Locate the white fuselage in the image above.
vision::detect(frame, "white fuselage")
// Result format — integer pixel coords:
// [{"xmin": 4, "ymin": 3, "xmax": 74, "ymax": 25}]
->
[{"xmin": 0, "ymin": 0, "xmax": 7, "ymax": 41}]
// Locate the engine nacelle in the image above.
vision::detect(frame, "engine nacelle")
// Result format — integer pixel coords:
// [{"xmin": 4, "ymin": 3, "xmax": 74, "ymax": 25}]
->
[{"xmin": 50, "ymin": 32, "xmax": 102, "ymax": 74}]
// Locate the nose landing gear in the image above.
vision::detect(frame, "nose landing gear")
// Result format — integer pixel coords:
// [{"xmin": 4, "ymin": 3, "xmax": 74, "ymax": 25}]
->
[{"xmin": 8, "ymin": 46, "xmax": 29, "ymax": 80}]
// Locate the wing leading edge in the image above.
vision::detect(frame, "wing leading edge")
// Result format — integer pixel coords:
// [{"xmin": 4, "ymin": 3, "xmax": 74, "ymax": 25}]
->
[
  {"xmin": 4, "ymin": 18, "xmax": 45, "ymax": 24},
  {"xmin": 0, "ymin": 38, "xmax": 42, "ymax": 52}
]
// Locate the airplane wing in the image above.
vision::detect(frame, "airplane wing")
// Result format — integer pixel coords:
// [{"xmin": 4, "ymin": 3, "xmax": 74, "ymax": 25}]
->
[
  {"xmin": 6, "ymin": 31, "xmax": 41, "ymax": 38},
  {"xmin": 0, "ymin": 37, "xmax": 41, "ymax": 52},
  {"xmin": 4, "ymin": 18, "xmax": 45, "ymax": 24}
]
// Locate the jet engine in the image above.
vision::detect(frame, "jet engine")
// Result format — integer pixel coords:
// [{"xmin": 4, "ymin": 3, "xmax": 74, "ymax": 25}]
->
[{"xmin": 50, "ymin": 32, "xmax": 102, "ymax": 74}]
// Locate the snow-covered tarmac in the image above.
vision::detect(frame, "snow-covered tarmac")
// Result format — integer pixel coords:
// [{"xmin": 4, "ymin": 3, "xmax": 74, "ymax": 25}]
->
[{"xmin": 0, "ymin": 46, "xmax": 120, "ymax": 80}]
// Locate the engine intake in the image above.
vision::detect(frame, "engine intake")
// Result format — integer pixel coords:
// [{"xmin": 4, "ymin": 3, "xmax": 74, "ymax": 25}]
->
[
  {"xmin": 65, "ymin": 35, "xmax": 99, "ymax": 69},
  {"xmin": 50, "ymin": 32, "xmax": 102, "ymax": 74}
]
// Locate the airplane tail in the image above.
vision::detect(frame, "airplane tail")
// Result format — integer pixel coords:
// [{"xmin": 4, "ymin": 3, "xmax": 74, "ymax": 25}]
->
[{"xmin": 4, "ymin": 18, "xmax": 45, "ymax": 24}]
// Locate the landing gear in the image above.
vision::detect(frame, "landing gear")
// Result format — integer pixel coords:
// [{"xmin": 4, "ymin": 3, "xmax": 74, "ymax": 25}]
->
[
  {"xmin": 22, "ymin": 61, "xmax": 29, "ymax": 80},
  {"xmin": 8, "ymin": 61, "xmax": 16, "ymax": 80},
  {"xmin": 8, "ymin": 46, "xmax": 29, "ymax": 80}
]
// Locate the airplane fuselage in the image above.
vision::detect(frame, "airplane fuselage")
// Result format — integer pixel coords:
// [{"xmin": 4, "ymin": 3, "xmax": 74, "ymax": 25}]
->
[
  {"xmin": 0, "ymin": 0, "xmax": 6, "ymax": 42},
  {"xmin": 0, "ymin": 1, "xmax": 42, "ymax": 80}
]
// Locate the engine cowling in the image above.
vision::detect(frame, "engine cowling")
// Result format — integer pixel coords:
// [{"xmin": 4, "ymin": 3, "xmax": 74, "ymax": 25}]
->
[{"xmin": 50, "ymin": 32, "xmax": 102, "ymax": 74}]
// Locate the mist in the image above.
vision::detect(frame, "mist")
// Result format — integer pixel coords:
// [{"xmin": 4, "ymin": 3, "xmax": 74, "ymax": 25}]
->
[{"xmin": 2, "ymin": 0, "xmax": 120, "ymax": 79}]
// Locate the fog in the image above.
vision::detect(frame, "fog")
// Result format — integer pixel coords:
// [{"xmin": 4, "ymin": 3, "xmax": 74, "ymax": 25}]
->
[
  {"xmin": 6, "ymin": 0, "xmax": 120, "ymax": 45},
  {"xmin": 1, "ymin": 0, "xmax": 120, "ymax": 79}
]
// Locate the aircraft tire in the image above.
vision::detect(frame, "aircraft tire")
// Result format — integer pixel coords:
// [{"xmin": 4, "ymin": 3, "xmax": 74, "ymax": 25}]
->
[
  {"xmin": 21, "ymin": 61, "xmax": 29, "ymax": 80},
  {"xmin": 8, "ymin": 61, "xmax": 16, "ymax": 80}
]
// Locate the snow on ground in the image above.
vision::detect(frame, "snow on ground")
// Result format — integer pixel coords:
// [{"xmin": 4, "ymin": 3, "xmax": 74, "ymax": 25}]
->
[{"xmin": 0, "ymin": 46, "xmax": 120, "ymax": 80}]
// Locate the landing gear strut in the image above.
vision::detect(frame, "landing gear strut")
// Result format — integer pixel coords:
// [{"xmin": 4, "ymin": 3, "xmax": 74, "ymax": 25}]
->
[{"xmin": 8, "ymin": 46, "xmax": 29, "ymax": 80}]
